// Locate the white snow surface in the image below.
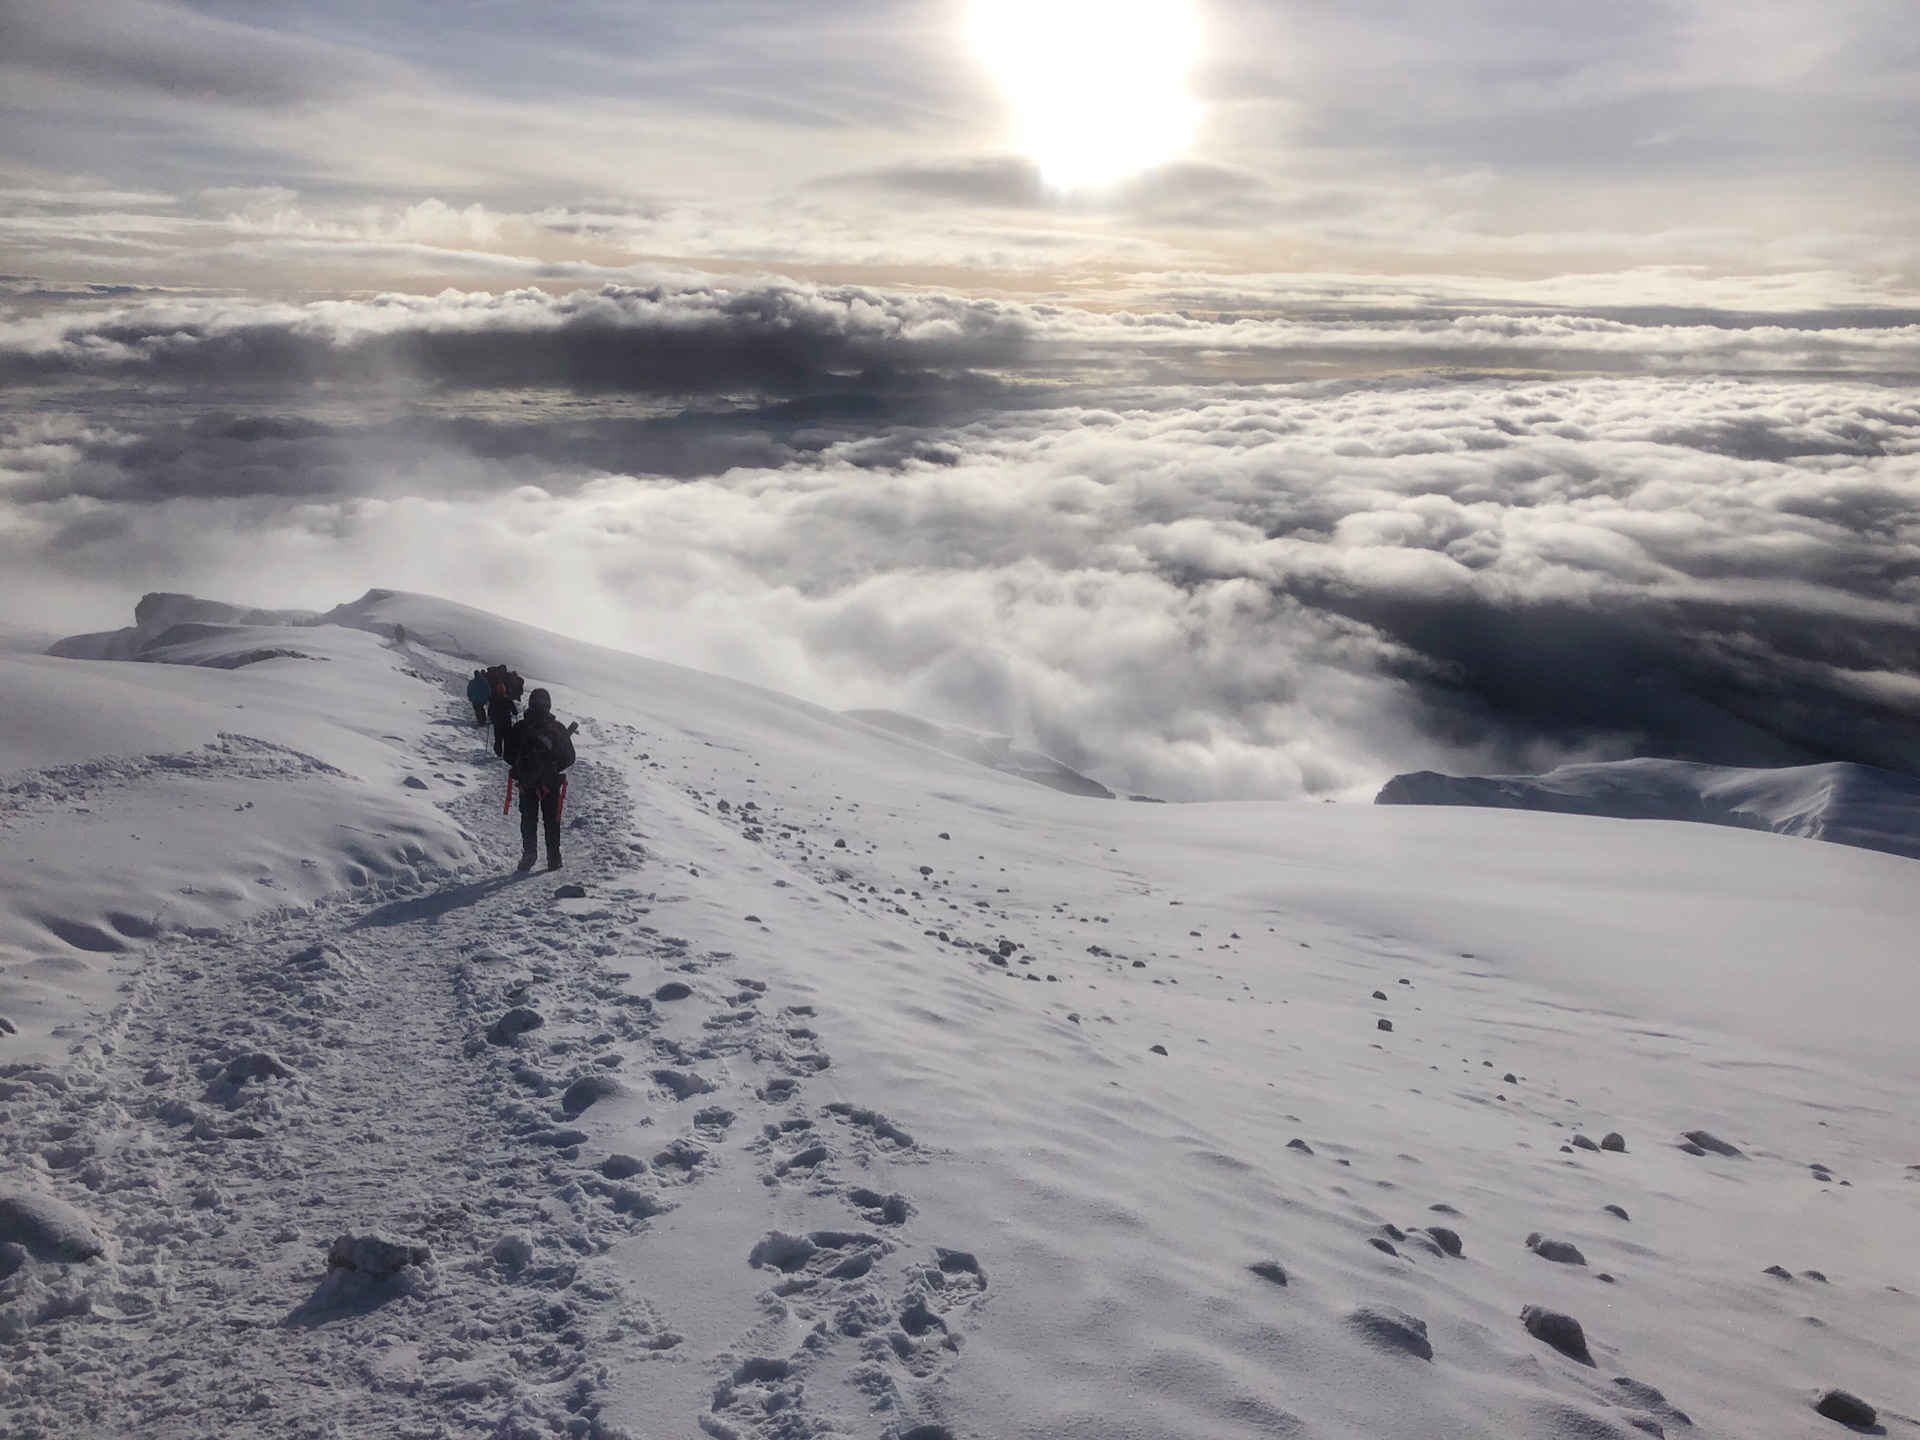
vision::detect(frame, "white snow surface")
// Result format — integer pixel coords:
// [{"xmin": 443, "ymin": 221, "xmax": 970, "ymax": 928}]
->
[
  {"xmin": 2, "ymin": 589, "xmax": 1917, "ymax": 1440},
  {"xmin": 1377, "ymin": 758, "xmax": 1920, "ymax": 863}
]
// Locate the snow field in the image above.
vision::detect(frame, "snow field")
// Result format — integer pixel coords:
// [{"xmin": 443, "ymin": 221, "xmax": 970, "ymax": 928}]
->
[{"xmin": 1, "ymin": 592, "xmax": 1916, "ymax": 1440}]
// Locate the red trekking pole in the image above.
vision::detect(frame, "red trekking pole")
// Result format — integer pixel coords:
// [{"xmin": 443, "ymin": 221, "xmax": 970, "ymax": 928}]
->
[{"xmin": 556, "ymin": 778, "xmax": 568, "ymax": 825}]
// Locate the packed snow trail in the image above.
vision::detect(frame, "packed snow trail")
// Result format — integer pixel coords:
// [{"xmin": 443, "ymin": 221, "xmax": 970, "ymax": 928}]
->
[
  {"xmin": 1, "ymin": 649, "xmax": 985, "ymax": 1440},
  {"xmin": 4, "ymin": 593, "xmax": 1919, "ymax": 1440}
]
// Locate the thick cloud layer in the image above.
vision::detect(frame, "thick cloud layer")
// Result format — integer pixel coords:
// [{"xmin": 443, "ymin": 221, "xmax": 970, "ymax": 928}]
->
[{"xmin": 4, "ymin": 283, "xmax": 1918, "ymax": 799}]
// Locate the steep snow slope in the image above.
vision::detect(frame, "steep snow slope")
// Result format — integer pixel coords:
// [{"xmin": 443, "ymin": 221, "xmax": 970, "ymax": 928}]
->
[
  {"xmin": 3, "ymin": 592, "xmax": 1917, "ymax": 1440},
  {"xmin": 1377, "ymin": 758, "xmax": 1920, "ymax": 862}
]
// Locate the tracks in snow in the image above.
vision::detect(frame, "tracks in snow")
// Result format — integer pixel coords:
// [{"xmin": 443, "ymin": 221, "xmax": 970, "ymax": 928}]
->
[{"xmin": 0, "ymin": 670, "xmax": 985, "ymax": 1440}]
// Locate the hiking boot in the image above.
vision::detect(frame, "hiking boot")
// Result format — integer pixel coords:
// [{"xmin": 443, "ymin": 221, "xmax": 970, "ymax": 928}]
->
[
  {"xmin": 516, "ymin": 851, "xmax": 537, "ymax": 873},
  {"xmin": 546, "ymin": 853, "xmax": 563, "ymax": 872}
]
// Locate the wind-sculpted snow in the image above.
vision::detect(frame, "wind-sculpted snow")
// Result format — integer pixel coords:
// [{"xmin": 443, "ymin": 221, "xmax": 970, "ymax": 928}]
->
[
  {"xmin": 2, "ymin": 593, "xmax": 1917, "ymax": 1438},
  {"xmin": 1377, "ymin": 758, "xmax": 1920, "ymax": 862}
]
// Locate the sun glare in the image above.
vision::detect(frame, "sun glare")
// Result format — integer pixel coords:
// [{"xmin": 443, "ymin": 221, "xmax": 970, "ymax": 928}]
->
[{"xmin": 968, "ymin": 0, "xmax": 1203, "ymax": 193}]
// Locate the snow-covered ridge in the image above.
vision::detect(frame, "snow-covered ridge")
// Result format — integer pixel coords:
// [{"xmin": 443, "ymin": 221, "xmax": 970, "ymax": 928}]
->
[
  {"xmin": 844, "ymin": 709, "xmax": 1115, "ymax": 799},
  {"xmin": 1376, "ymin": 758, "xmax": 1920, "ymax": 862},
  {"xmin": 4, "ymin": 590, "xmax": 1918, "ymax": 1440}
]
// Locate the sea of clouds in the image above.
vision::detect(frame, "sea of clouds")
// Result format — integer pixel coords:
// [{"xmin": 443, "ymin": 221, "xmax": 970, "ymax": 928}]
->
[{"xmin": 3, "ymin": 280, "xmax": 1917, "ymax": 799}]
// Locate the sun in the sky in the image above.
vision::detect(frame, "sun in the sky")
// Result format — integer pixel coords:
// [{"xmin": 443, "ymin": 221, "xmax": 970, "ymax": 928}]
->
[{"xmin": 968, "ymin": 0, "xmax": 1204, "ymax": 192}]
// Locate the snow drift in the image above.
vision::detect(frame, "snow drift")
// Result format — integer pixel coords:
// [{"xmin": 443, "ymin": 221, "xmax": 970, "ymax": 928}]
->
[
  {"xmin": 3, "ymin": 590, "xmax": 1916, "ymax": 1440},
  {"xmin": 1376, "ymin": 757, "xmax": 1920, "ymax": 862}
]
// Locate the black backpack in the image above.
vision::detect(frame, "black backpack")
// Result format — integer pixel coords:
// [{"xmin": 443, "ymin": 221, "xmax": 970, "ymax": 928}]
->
[{"xmin": 511, "ymin": 717, "xmax": 575, "ymax": 791}]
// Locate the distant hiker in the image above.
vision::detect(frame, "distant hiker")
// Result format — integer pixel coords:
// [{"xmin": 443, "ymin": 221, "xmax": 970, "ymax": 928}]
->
[
  {"xmin": 393, "ymin": 623, "xmax": 407, "ymax": 645},
  {"xmin": 466, "ymin": 670, "xmax": 490, "ymax": 726},
  {"xmin": 503, "ymin": 688, "xmax": 577, "ymax": 872},
  {"xmin": 488, "ymin": 676, "xmax": 518, "ymax": 758}
]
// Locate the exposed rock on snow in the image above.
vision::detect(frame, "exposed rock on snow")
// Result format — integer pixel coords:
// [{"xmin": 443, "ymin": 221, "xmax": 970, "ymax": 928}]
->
[
  {"xmin": 1377, "ymin": 758, "xmax": 1920, "ymax": 862},
  {"xmin": 1522, "ymin": 1304, "xmax": 1593, "ymax": 1363},
  {"xmin": 1680, "ymin": 1130, "xmax": 1744, "ymax": 1158},
  {"xmin": 8, "ymin": 589, "xmax": 1920, "ymax": 1440},
  {"xmin": 1814, "ymin": 1388, "xmax": 1878, "ymax": 1428},
  {"xmin": 0, "ymin": 1191, "xmax": 104, "ymax": 1262},
  {"xmin": 1527, "ymin": 1233, "xmax": 1588, "ymax": 1266}
]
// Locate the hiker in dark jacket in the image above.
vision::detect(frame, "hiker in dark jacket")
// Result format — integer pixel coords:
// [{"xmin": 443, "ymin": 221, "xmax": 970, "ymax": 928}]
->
[
  {"xmin": 488, "ymin": 678, "xmax": 518, "ymax": 758},
  {"xmin": 503, "ymin": 688, "xmax": 577, "ymax": 872},
  {"xmin": 466, "ymin": 670, "xmax": 491, "ymax": 726}
]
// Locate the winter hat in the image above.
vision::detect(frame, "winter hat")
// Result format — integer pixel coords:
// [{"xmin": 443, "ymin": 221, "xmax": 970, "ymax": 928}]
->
[{"xmin": 527, "ymin": 688, "xmax": 552, "ymax": 713}]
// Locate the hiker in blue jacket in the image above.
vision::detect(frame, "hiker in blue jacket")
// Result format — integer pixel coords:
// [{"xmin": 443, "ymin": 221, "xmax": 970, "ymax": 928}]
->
[{"xmin": 466, "ymin": 670, "xmax": 490, "ymax": 726}]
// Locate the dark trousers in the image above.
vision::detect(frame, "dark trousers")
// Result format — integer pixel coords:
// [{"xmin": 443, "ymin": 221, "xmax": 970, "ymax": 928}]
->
[
  {"xmin": 472, "ymin": 701, "xmax": 488, "ymax": 724},
  {"xmin": 519, "ymin": 784, "xmax": 562, "ymax": 861}
]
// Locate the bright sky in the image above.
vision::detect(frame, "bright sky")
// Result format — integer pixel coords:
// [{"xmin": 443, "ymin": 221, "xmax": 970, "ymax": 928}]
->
[{"xmin": 2, "ymin": 0, "xmax": 1917, "ymax": 304}]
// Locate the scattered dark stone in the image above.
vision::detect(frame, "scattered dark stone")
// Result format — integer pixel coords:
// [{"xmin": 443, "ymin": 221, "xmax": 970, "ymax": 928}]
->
[
  {"xmin": 1149, "ymin": 1044, "xmax": 1168, "ymax": 1056},
  {"xmin": 1131, "ymin": 959, "xmax": 1146, "ymax": 968},
  {"xmin": 833, "ymin": 839, "xmax": 847, "ymax": 849},
  {"xmin": 1814, "ymin": 1389, "xmax": 1877, "ymax": 1428},
  {"xmin": 1597, "ymin": 1273, "xmax": 1616, "ymax": 1284},
  {"xmin": 1429, "ymin": 1202, "xmax": 1460, "ymax": 1215},
  {"xmin": 1573, "ymin": 1135, "xmax": 1600, "ymax": 1152},
  {"xmin": 1677, "ymin": 1142, "xmax": 1707, "ymax": 1157},
  {"xmin": 1504, "ymin": 1073, "xmax": 1518, "ymax": 1084},
  {"xmin": 654, "ymin": 982, "xmax": 693, "ymax": 1001},
  {"xmin": 1603, "ymin": 1204, "xmax": 1630, "ymax": 1221},
  {"xmin": 1368, "ymin": 1236, "xmax": 1399, "ymax": 1256},
  {"xmin": 1601, "ymin": 1133, "xmax": 1627, "ymax": 1152},
  {"xmin": 1398, "ymin": 978, "xmax": 1411, "ymax": 985},
  {"xmin": 1377, "ymin": 1018, "xmax": 1394, "ymax": 1032},
  {"xmin": 1427, "ymin": 1226, "xmax": 1463, "ymax": 1257},
  {"xmin": 560, "ymin": 1074, "xmax": 622, "ymax": 1115},
  {"xmin": 938, "ymin": 832, "xmax": 950, "ymax": 840},
  {"xmin": 919, "ymin": 865, "xmax": 933, "ymax": 876},
  {"xmin": 553, "ymin": 883, "xmax": 587, "ymax": 900},
  {"xmin": 1803, "ymin": 1270, "xmax": 1829, "ymax": 1283},
  {"xmin": 1248, "ymin": 1260, "xmax": 1288, "ymax": 1287},
  {"xmin": 599, "ymin": 1154, "xmax": 646, "ymax": 1180},
  {"xmin": 1629, "ymin": 1421, "xmax": 1665, "ymax": 1438},
  {"xmin": 486, "ymin": 1007, "xmax": 545, "ymax": 1045},
  {"xmin": 1379, "ymin": 1224, "xmax": 1406, "ymax": 1241},
  {"xmin": 1346, "ymin": 1304, "xmax": 1432, "ymax": 1360},
  {"xmin": 1372, "ymin": 990, "xmax": 1388, "ymax": 1000},
  {"xmin": 1287, "ymin": 1139, "xmax": 1313, "ymax": 1154},
  {"xmin": 1764, "ymin": 1265, "xmax": 1794, "ymax": 1280},
  {"xmin": 743, "ymin": 914, "xmax": 761, "ymax": 924},
  {"xmin": 1680, "ymin": 1130, "xmax": 1744, "ymax": 1158},
  {"xmin": 1527, "ymin": 1233, "xmax": 1587, "ymax": 1265},
  {"xmin": 1521, "ymin": 1304, "xmax": 1592, "ymax": 1363},
  {"xmin": 402, "ymin": 775, "xmax": 429, "ymax": 790}
]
